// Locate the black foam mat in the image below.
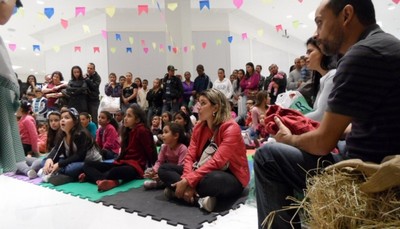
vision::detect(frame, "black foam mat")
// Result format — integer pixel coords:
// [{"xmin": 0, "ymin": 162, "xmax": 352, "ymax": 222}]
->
[{"xmin": 97, "ymin": 187, "xmax": 248, "ymax": 229}]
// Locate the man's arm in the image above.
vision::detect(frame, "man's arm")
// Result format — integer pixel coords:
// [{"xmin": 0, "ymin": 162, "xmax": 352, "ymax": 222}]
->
[{"xmin": 274, "ymin": 111, "xmax": 352, "ymax": 156}]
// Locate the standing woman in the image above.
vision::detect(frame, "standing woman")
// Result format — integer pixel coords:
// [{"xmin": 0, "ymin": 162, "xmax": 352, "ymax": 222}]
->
[
  {"xmin": 304, "ymin": 37, "xmax": 337, "ymax": 122},
  {"xmin": 121, "ymin": 72, "xmax": 138, "ymax": 112},
  {"xmin": 66, "ymin": 66, "xmax": 89, "ymax": 113},
  {"xmin": 146, "ymin": 78, "xmax": 164, "ymax": 123},
  {"xmin": 0, "ymin": 0, "xmax": 25, "ymax": 173},
  {"xmin": 25, "ymin": 75, "xmax": 38, "ymax": 95},
  {"xmin": 182, "ymin": 71, "xmax": 194, "ymax": 107},
  {"xmin": 42, "ymin": 71, "xmax": 67, "ymax": 111},
  {"xmin": 240, "ymin": 62, "xmax": 261, "ymax": 102},
  {"xmin": 158, "ymin": 89, "xmax": 249, "ymax": 212},
  {"xmin": 213, "ymin": 68, "xmax": 233, "ymax": 100},
  {"xmin": 234, "ymin": 69, "xmax": 245, "ymax": 117}
]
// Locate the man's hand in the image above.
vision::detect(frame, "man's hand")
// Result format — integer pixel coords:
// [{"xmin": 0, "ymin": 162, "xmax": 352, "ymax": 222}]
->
[{"xmin": 273, "ymin": 116, "xmax": 293, "ymax": 144}]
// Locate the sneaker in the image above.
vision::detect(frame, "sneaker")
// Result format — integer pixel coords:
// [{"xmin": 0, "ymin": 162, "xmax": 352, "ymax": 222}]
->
[
  {"xmin": 198, "ymin": 196, "xmax": 217, "ymax": 212},
  {"xmin": 27, "ymin": 169, "xmax": 38, "ymax": 179},
  {"xmin": 97, "ymin": 180, "xmax": 119, "ymax": 192},
  {"xmin": 48, "ymin": 174, "xmax": 73, "ymax": 186},
  {"xmin": 38, "ymin": 169, "xmax": 51, "ymax": 182},
  {"xmin": 78, "ymin": 173, "xmax": 86, "ymax": 183},
  {"xmin": 144, "ymin": 180, "xmax": 158, "ymax": 190},
  {"xmin": 164, "ymin": 187, "xmax": 175, "ymax": 200}
]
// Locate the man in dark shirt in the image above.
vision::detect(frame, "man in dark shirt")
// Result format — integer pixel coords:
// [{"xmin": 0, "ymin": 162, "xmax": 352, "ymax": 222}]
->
[
  {"xmin": 162, "ymin": 65, "xmax": 183, "ymax": 114},
  {"xmin": 193, "ymin": 64, "xmax": 211, "ymax": 95},
  {"xmin": 85, "ymin": 62, "xmax": 101, "ymax": 125},
  {"xmin": 254, "ymin": 0, "xmax": 400, "ymax": 228}
]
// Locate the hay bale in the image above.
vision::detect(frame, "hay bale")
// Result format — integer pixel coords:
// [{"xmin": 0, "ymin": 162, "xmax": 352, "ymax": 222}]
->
[{"xmin": 300, "ymin": 170, "xmax": 400, "ymax": 229}]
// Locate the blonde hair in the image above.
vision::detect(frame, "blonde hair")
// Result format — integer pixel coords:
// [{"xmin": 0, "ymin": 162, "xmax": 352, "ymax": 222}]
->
[{"xmin": 199, "ymin": 88, "xmax": 231, "ymax": 128}]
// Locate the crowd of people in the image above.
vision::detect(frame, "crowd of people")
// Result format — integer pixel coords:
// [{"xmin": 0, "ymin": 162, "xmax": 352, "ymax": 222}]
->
[{"xmin": 2, "ymin": 0, "xmax": 400, "ymax": 228}]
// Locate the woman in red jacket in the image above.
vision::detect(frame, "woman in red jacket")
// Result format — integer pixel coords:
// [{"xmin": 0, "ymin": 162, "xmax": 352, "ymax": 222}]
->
[{"xmin": 158, "ymin": 88, "xmax": 249, "ymax": 212}]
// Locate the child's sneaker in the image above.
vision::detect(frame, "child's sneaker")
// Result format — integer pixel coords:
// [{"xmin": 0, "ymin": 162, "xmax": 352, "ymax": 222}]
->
[
  {"xmin": 38, "ymin": 168, "xmax": 51, "ymax": 182},
  {"xmin": 164, "ymin": 187, "xmax": 175, "ymax": 200},
  {"xmin": 27, "ymin": 169, "xmax": 38, "ymax": 179},
  {"xmin": 48, "ymin": 174, "xmax": 73, "ymax": 186},
  {"xmin": 144, "ymin": 180, "xmax": 158, "ymax": 190},
  {"xmin": 198, "ymin": 196, "xmax": 216, "ymax": 212},
  {"xmin": 97, "ymin": 180, "xmax": 119, "ymax": 192}
]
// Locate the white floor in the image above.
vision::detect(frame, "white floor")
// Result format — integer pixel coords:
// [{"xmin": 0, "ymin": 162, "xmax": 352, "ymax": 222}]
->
[{"xmin": 0, "ymin": 175, "xmax": 257, "ymax": 229}]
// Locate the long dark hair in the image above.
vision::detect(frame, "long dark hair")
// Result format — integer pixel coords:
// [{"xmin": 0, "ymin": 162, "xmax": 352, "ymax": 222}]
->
[
  {"xmin": 245, "ymin": 62, "xmax": 255, "ymax": 79},
  {"xmin": 46, "ymin": 111, "xmax": 61, "ymax": 151},
  {"xmin": 306, "ymin": 37, "xmax": 337, "ymax": 101},
  {"xmin": 100, "ymin": 111, "xmax": 119, "ymax": 132},
  {"xmin": 165, "ymin": 122, "xmax": 189, "ymax": 147},
  {"xmin": 57, "ymin": 108, "xmax": 93, "ymax": 155},
  {"xmin": 173, "ymin": 110, "xmax": 192, "ymax": 134},
  {"xmin": 71, "ymin": 65, "xmax": 84, "ymax": 81},
  {"xmin": 236, "ymin": 69, "xmax": 245, "ymax": 89},
  {"xmin": 120, "ymin": 104, "xmax": 149, "ymax": 152}
]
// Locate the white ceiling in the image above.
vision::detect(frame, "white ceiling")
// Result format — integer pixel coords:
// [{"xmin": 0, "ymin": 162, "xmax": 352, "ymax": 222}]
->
[{"xmin": 1, "ymin": 0, "xmax": 399, "ymax": 78}]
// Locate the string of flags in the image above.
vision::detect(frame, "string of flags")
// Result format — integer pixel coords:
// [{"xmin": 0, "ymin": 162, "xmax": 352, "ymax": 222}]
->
[{"xmin": 8, "ymin": 0, "xmax": 308, "ymax": 54}]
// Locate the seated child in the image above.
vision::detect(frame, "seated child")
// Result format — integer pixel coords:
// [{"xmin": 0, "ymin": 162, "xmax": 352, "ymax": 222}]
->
[
  {"xmin": 80, "ymin": 112, "xmax": 97, "ymax": 139},
  {"xmin": 97, "ymin": 111, "xmax": 120, "ymax": 160},
  {"xmin": 80, "ymin": 105, "xmax": 157, "ymax": 192},
  {"xmin": 150, "ymin": 115, "xmax": 163, "ymax": 146},
  {"xmin": 18, "ymin": 100, "xmax": 39, "ymax": 157},
  {"xmin": 144, "ymin": 123, "xmax": 188, "ymax": 189}
]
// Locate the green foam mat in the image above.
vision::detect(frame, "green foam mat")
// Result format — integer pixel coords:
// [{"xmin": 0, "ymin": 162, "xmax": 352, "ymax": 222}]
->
[{"xmin": 40, "ymin": 179, "xmax": 145, "ymax": 201}]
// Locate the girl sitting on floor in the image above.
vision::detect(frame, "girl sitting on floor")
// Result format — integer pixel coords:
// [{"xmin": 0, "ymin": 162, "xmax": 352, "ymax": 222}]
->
[
  {"xmin": 96, "ymin": 111, "xmax": 120, "ymax": 160},
  {"xmin": 80, "ymin": 105, "xmax": 157, "ymax": 192},
  {"xmin": 144, "ymin": 122, "xmax": 189, "ymax": 189},
  {"xmin": 18, "ymin": 100, "xmax": 39, "ymax": 157},
  {"xmin": 80, "ymin": 112, "xmax": 97, "ymax": 139},
  {"xmin": 173, "ymin": 110, "xmax": 193, "ymax": 141},
  {"xmin": 40, "ymin": 108, "xmax": 102, "ymax": 186}
]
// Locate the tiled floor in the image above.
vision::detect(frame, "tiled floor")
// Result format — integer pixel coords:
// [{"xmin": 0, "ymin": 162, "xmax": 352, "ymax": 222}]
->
[{"xmin": 0, "ymin": 175, "xmax": 257, "ymax": 229}]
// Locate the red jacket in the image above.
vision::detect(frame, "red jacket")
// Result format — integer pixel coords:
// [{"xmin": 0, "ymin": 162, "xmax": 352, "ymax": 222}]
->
[
  {"xmin": 113, "ymin": 123, "xmax": 156, "ymax": 177},
  {"xmin": 96, "ymin": 123, "xmax": 120, "ymax": 154},
  {"xmin": 18, "ymin": 114, "xmax": 38, "ymax": 153},
  {"xmin": 264, "ymin": 105, "xmax": 320, "ymax": 135},
  {"xmin": 182, "ymin": 119, "xmax": 250, "ymax": 188}
]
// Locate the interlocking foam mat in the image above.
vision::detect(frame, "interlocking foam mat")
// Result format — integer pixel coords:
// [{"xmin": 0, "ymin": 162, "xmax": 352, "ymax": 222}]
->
[
  {"xmin": 2, "ymin": 172, "xmax": 42, "ymax": 185},
  {"xmin": 97, "ymin": 187, "xmax": 249, "ymax": 229},
  {"xmin": 39, "ymin": 179, "xmax": 145, "ymax": 201}
]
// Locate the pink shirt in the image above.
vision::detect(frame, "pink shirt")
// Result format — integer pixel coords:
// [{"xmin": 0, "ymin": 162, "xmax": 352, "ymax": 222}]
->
[
  {"xmin": 153, "ymin": 143, "xmax": 187, "ymax": 172},
  {"xmin": 18, "ymin": 114, "xmax": 38, "ymax": 153}
]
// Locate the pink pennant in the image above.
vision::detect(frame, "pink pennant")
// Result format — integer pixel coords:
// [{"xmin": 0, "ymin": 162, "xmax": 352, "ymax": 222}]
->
[
  {"xmin": 138, "ymin": 5, "xmax": 149, "ymax": 15},
  {"xmin": 143, "ymin": 47, "xmax": 149, "ymax": 54},
  {"xmin": 74, "ymin": 46, "xmax": 81, "ymax": 52},
  {"xmin": 298, "ymin": 0, "xmax": 303, "ymax": 3},
  {"xmin": 183, "ymin": 46, "xmax": 188, "ymax": 53},
  {"xmin": 93, "ymin": 47, "xmax": 100, "ymax": 53},
  {"xmin": 393, "ymin": 0, "xmax": 400, "ymax": 4},
  {"xmin": 242, "ymin": 33, "xmax": 248, "ymax": 40},
  {"xmin": 159, "ymin": 44, "xmax": 164, "ymax": 50},
  {"xmin": 275, "ymin": 24, "xmax": 283, "ymax": 32},
  {"xmin": 8, "ymin": 44, "xmax": 16, "ymax": 52},
  {"xmin": 75, "ymin": 7, "xmax": 86, "ymax": 17},
  {"xmin": 101, "ymin": 30, "xmax": 108, "ymax": 39},
  {"xmin": 172, "ymin": 47, "xmax": 178, "ymax": 53},
  {"xmin": 60, "ymin": 19, "xmax": 68, "ymax": 29},
  {"xmin": 141, "ymin": 40, "xmax": 146, "ymax": 46},
  {"xmin": 233, "ymin": 0, "xmax": 243, "ymax": 9},
  {"xmin": 202, "ymin": 42, "xmax": 207, "ymax": 49}
]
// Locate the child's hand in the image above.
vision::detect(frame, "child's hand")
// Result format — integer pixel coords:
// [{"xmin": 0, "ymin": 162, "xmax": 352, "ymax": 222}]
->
[
  {"xmin": 144, "ymin": 168, "xmax": 155, "ymax": 178},
  {"xmin": 152, "ymin": 173, "xmax": 159, "ymax": 181},
  {"xmin": 43, "ymin": 159, "xmax": 54, "ymax": 175}
]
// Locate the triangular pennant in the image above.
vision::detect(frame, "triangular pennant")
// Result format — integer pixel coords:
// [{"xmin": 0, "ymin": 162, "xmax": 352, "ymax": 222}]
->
[
  {"xmin": 33, "ymin": 45, "xmax": 40, "ymax": 52},
  {"xmin": 129, "ymin": 36, "xmax": 134, "ymax": 45},
  {"xmin": 8, "ymin": 44, "xmax": 16, "ymax": 52},
  {"xmin": 75, "ymin": 7, "xmax": 86, "ymax": 17},
  {"xmin": 228, "ymin": 36, "xmax": 233, "ymax": 43},
  {"xmin": 233, "ymin": 0, "xmax": 243, "ymax": 9},
  {"xmin": 74, "ymin": 46, "xmax": 82, "ymax": 52},
  {"xmin": 82, "ymin": 25, "xmax": 91, "ymax": 33},
  {"xmin": 126, "ymin": 47, "xmax": 133, "ymax": 53},
  {"xmin": 44, "ymin": 8, "xmax": 54, "ymax": 19},
  {"xmin": 61, "ymin": 19, "xmax": 68, "ymax": 29},
  {"xmin": 110, "ymin": 47, "xmax": 117, "ymax": 53},
  {"xmin": 199, "ymin": 0, "xmax": 210, "ymax": 10},
  {"xmin": 115, "ymin": 33, "xmax": 122, "ymax": 41},
  {"xmin": 167, "ymin": 3, "xmax": 178, "ymax": 11},
  {"xmin": 93, "ymin": 47, "xmax": 100, "ymax": 53},
  {"xmin": 202, "ymin": 42, "xmax": 207, "ymax": 49},
  {"xmin": 138, "ymin": 5, "xmax": 149, "ymax": 15},
  {"xmin": 106, "ymin": 6, "xmax": 116, "ymax": 18}
]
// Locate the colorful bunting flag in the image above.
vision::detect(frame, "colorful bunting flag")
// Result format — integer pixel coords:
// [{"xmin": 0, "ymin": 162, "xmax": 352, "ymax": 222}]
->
[
  {"xmin": 129, "ymin": 36, "xmax": 134, "ymax": 45},
  {"xmin": 82, "ymin": 25, "xmax": 90, "ymax": 33},
  {"xmin": 292, "ymin": 20, "xmax": 300, "ymax": 29},
  {"xmin": 93, "ymin": 47, "xmax": 100, "ymax": 53},
  {"xmin": 33, "ymin": 45, "xmax": 40, "ymax": 52},
  {"xmin": 101, "ymin": 30, "xmax": 108, "ymax": 39},
  {"xmin": 393, "ymin": 0, "xmax": 399, "ymax": 4},
  {"xmin": 228, "ymin": 36, "xmax": 233, "ymax": 43},
  {"xmin": 126, "ymin": 47, "xmax": 133, "ymax": 53},
  {"xmin": 115, "ymin": 34, "xmax": 122, "ymax": 41},
  {"xmin": 138, "ymin": 5, "xmax": 149, "ymax": 15},
  {"xmin": 216, "ymin": 39, "xmax": 222, "ymax": 45},
  {"xmin": 233, "ymin": 0, "xmax": 243, "ymax": 9},
  {"xmin": 191, "ymin": 45, "xmax": 195, "ymax": 51},
  {"xmin": 110, "ymin": 47, "xmax": 116, "ymax": 53},
  {"xmin": 106, "ymin": 6, "xmax": 116, "ymax": 18},
  {"xmin": 61, "ymin": 19, "xmax": 68, "ymax": 29},
  {"xmin": 44, "ymin": 8, "xmax": 54, "ymax": 19},
  {"xmin": 75, "ymin": 7, "xmax": 86, "ymax": 17},
  {"xmin": 275, "ymin": 24, "xmax": 283, "ymax": 32},
  {"xmin": 152, "ymin": 42, "xmax": 157, "ymax": 50},
  {"xmin": 172, "ymin": 47, "xmax": 178, "ymax": 53},
  {"xmin": 74, "ymin": 46, "xmax": 81, "ymax": 52},
  {"xmin": 53, "ymin": 46, "xmax": 60, "ymax": 53},
  {"xmin": 168, "ymin": 45, "xmax": 172, "ymax": 52},
  {"xmin": 242, "ymin": 33, "xmax": 248, "ymax": 40},
  {"xmin": 202, "ymin": 42, "xmax": 207, "ymax": 49},
  {"xmin": 257, "ymin": 29, "xmax": 264, "ymax": 37},
  {"xmin": 199, "ymin": 0, "xmax": 210, "ymax": 10},
  {"xmin": 167, "ymin": 3, "xmax": 178, "ymax": 11},
  {"xmin": 143, "ymin": 47, "xmax": 149, "ymax": 54},
  {"xmin": 8, "ymin": 44, "xmax": 16, "ymax": 52},
  {"xmin": 183, "ymin": 46, "xmax": 188, "ymax": 53}
]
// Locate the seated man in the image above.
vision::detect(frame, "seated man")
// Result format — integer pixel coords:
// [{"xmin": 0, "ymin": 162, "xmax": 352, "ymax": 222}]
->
[{"xmin": 254, "ymin": 0, "xmax": 400, "ymax": 228}]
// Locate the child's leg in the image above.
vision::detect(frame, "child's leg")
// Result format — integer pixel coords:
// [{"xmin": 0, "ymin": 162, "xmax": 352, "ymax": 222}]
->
[
  {"xmin": 15, "ymin": 161, "xmax": 30, "ymax": 175},
  {"xmin": 158, "ymin": 163, "xmax": 183, "ymax": 187},
  {"xmin": 105, "ymin": 165, "xmax": 140, "ymax": 181},
  {"xmin": 83, "ymin": 161, "xmax": 115, "ymax": 183}
]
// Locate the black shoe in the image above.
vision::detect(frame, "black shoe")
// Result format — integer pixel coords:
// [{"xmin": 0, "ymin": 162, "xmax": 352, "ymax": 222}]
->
[{"xmin": 48, "ymin": 174, "xmax": 74, "ymax": 186}]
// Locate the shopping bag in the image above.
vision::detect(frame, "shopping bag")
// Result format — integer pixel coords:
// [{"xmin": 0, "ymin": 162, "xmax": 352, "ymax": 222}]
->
[
  {"xmin": 275, "ymin": 91, "xmax": 313, "ymax": 115},
  {"xmin": 99, "ymin": 96, "xmax": 120, "ymax": 113}
]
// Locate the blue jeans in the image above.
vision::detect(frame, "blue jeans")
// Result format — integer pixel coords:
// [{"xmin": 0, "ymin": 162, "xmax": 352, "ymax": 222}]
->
[
  {"xmin": 41, "ymin": 157, "xmax": 84, "ymax": 179},
  {"xmin": 254, "ymin": 142, "xmax": 342, "ymax": 229}
]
